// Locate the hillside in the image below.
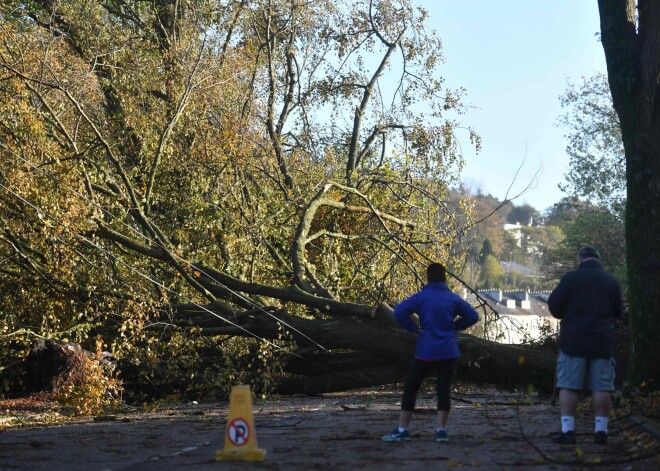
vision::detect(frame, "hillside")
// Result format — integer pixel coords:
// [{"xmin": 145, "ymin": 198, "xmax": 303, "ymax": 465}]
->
[{"xmin": 449, "ymin": 188, "xmax": 562, "ymax": 291}]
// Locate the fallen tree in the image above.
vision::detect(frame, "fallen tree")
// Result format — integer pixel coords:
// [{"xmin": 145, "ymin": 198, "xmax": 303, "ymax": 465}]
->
[{"xmin": 0, "ymin": 0, "xmax": 558, "ymax": 401}]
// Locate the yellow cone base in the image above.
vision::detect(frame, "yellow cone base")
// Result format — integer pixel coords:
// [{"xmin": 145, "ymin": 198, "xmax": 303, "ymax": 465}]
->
[{"xmin": 215, "ymin": 448, "xmax": 266, "ymax": 461}]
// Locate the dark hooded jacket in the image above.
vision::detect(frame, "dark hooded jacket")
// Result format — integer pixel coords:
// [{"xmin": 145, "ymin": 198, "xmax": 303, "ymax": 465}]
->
[{"xmin": 548, "ymin": 259, "xmax": 622, "ymax": 359}]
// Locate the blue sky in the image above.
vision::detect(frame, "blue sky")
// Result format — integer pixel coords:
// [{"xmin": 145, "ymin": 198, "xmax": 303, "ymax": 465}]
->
[{"xmin": 420, "ymin": 1, "xmax": 608, "ymax": 212}]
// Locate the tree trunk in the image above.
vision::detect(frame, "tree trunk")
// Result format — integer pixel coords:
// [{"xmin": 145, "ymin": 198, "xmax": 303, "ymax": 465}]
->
[
  {"xmin": 598, "ymin": 0, "xmax": 660, "ymax": 389},
  {"xmin": 623, "ymin": 131, "xmax": 660, "ymax": 388},
  {"xmin": 169, "ymin": 305, "xmax": 558, "ymax": 395}
]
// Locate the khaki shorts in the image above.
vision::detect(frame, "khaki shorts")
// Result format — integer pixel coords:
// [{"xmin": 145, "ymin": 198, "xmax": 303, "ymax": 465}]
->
[{"xmin": 556, "ymin": 351, "xmax": 615, "ymax": 392}]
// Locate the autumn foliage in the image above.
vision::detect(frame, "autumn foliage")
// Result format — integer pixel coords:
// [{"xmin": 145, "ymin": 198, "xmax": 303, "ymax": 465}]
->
[{"xmin": 0, "ymin": 0, "xmax": 479, "ymax": 406}]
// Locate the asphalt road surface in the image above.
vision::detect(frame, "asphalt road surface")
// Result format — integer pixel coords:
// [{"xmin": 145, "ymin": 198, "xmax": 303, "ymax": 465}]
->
[{"xmin": 1, "ymin": 388, "xmax": 658, "ymax": 470}]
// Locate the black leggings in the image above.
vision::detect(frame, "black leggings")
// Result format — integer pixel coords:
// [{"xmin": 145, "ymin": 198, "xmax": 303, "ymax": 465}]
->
[{"xmin": 401, "ymin": 358, "xmax": 456, "ymax": 412}]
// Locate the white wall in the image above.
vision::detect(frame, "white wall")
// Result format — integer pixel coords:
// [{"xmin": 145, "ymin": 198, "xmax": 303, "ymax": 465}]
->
[{"xmin": 487, "ymin": 314, "xmax": 559, "ymax": 344}]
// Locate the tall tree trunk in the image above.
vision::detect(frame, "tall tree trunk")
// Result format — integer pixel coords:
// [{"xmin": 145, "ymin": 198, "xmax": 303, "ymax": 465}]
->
[
  {"xmin": 598, "ymin": 0, "xmax": 660, "ymax": 389},
  {"xmin": 625, "ymin": 141, "xmax": 660, "ymax": 387}
]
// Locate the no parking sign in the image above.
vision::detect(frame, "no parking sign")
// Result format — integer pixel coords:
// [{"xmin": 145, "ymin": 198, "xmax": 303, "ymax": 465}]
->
[{"xmin": 227, "ymin": 418, "xmax": 250, "ymax": 446}]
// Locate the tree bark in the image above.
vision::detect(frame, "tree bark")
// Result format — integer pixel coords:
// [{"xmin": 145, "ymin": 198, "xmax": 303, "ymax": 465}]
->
[{"xmin": 598, "ymin": 0, "xmax": 660, "ymax": 389}]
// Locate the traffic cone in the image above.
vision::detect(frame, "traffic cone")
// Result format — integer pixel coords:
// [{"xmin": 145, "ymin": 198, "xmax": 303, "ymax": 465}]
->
[{"xmin": 215, "ymin": 385, "xmax": 266, "ymax": 461}]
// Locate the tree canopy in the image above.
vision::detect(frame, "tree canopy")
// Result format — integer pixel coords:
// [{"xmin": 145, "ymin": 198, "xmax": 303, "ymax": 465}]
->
[{"xmin": 558, "ymin": 72, "xmax": 625, "ymax": 216}]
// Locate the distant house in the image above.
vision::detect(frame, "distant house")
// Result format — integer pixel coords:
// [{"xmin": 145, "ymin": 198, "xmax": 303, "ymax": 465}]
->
[
  {"xmin": 503, "ymin": 220, "xmax": 544, "ymax": 255},
  {"xmin": 503, "ymin": 222, "xmax": 523, "ymax": 246},
  {"xmin": 465, "ymin": 289, "xmax": 558, "ymax": 344}
]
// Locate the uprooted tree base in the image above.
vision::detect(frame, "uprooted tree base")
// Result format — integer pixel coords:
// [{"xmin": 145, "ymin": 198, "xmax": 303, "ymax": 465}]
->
[{"xmin": 22, "ymin": 339, "xmax": 91, "ymax": 393}]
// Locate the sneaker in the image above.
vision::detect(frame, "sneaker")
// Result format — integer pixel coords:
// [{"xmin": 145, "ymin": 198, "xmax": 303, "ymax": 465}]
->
[
  {"xmin": 435, "ymin": 430, "xmax": 449, "ymax": 443},
  {"xmin": 594, "ymin": 431, "xmax": 608, "ymax": 444},
  {"xmin": 382, "ymin": 428, "xmax": 411, "ymax": 442},
  {"xmin": 552, "ymin": 431, "xmax": 576, "ymax": 444}
]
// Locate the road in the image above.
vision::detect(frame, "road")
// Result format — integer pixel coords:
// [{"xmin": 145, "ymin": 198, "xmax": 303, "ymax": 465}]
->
[{"xmin": 1, "ymin": 388, "xmax": 658, "ymax": 470}]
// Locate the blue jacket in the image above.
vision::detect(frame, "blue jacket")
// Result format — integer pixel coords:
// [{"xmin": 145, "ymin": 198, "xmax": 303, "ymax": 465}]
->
[
  {"xmin": 393, "ymin": 282, "xmax": 480, "ymax": 360},
  {"xmin": 548, "ymin": 259, "xmax": 622, "ymax": 359}
]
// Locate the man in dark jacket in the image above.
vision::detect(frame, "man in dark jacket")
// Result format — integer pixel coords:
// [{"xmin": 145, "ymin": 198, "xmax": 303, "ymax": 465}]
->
[
  {"xmin": 382, "ymin": 262, "xmax": 479, "ymax": 443},
  {"xmin": 548, "ymin": 246, "xmax": 622, "ymax": 445}
]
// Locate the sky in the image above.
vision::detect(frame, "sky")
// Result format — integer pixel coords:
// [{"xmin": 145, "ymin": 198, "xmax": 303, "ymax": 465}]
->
[{"xmin": 419, "ymin": 1, "xmax": 608, "ymax": 212}]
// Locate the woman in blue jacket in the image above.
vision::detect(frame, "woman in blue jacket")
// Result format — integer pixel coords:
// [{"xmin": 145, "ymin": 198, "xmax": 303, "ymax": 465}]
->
[{"xmin": 382, "ymin": 263, "xmax": 479, "ymax": 443}]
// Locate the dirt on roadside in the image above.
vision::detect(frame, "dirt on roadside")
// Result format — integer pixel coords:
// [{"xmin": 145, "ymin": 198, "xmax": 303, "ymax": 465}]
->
[{"xmin": 1, "ymin": 387, "xmax": 658, "ymax": 471}]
